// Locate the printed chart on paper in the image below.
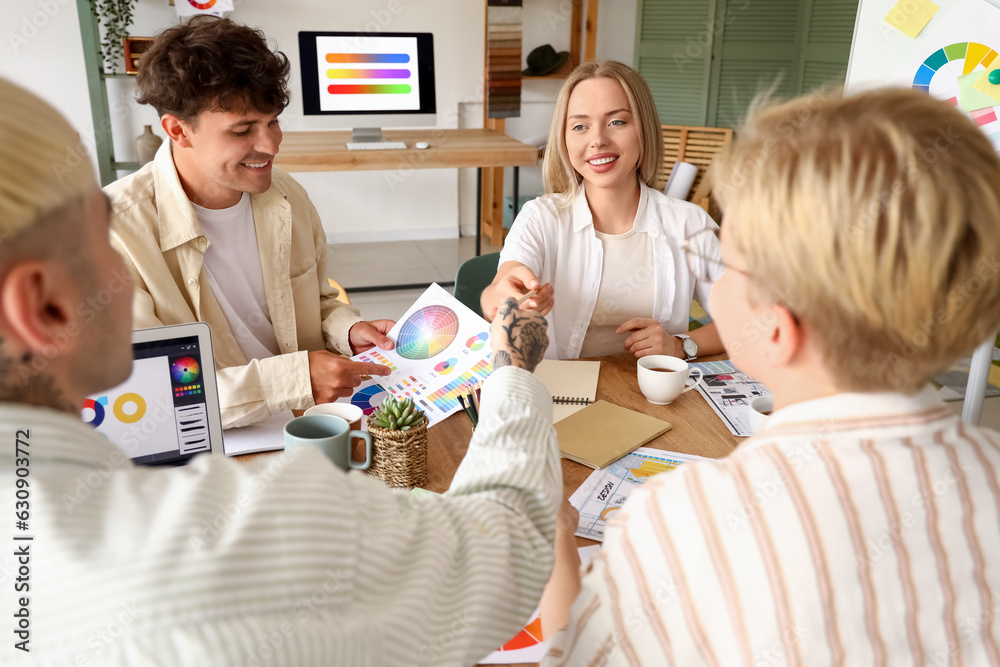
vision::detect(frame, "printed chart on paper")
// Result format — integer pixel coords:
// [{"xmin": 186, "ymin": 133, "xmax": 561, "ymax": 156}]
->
[
  {"xmin": 349, "ymin": 284, "xmax": 493, "ymax": 426},
  {"xmin": 690, "ymin": 360, "xmax": 771, "ymax": 437},
  {"xmin": 569, "ymin": 447, "xmax": 708, "ymax": 542}
]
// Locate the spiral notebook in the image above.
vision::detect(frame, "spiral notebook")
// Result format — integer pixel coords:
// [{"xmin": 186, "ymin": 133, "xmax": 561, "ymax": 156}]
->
[{"xmin": 533, "ymin": 360, "xmax": 601, "ymax": 423}]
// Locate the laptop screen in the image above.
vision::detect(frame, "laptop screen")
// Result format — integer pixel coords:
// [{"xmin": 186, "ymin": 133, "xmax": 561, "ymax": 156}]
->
[{"xmin": 82, "ymin": 333, "xmax": 215, "ymax": 465}]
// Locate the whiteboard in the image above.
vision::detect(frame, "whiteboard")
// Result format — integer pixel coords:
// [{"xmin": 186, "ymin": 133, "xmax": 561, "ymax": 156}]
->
[{"xmin": 845, "ymin": 0, "xmax": 1000, "ymax": 150}]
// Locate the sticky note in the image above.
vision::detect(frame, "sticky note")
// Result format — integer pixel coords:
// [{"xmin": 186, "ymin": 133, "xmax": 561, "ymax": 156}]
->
[
  {"xmin": 883, "ymin": 0, "xmax": 940, "ymax": 39},
  {"xmin": 957, "ymin": 72, "xmax": 999, "ymax": 112},
  {"xmin": 973, "ymin": 61, "xmax": 1000, "ymax": 105}
]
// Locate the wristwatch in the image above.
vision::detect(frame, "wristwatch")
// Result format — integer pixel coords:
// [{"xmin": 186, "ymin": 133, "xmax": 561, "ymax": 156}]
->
[{"xmin": 676, "ymin": 334, "xmax": 698, "ymax": 361}]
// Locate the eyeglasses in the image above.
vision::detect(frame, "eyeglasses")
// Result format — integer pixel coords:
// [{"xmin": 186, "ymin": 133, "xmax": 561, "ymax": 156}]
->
[
  {"xmin": 679, "ymin": 228, "xmax": 751, "ymax": 278},
  {"xmin": 680, "ymin": 228, "xmax": 801, "ymax": 324}
]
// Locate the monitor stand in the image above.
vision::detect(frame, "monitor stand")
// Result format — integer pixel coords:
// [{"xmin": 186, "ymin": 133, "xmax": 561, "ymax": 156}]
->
[{"xmin": 352, "ymin": 127, "xmax": 385, "ymax": 143}]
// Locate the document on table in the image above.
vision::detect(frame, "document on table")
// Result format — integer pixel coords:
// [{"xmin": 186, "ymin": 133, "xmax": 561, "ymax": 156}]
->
[
  {"xmin": 478, "ymin": 545, "xmax": 601, "ymax": 664},
  {"xmin": 690, "ymin": 359, "xmax": 772, "ymax": 437},
  {"xmin": 570, "ymin": 447, "xmax": 708, "ymax": 542},
  {"xmin": 222, "ymin": 410, "xmax": 294, "ymax": 456}
]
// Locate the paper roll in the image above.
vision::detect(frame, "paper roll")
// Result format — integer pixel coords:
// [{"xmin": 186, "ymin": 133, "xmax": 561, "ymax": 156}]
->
[{"xmin": 664, "ymin": 161, "xmax": 698, "ymax": 200}]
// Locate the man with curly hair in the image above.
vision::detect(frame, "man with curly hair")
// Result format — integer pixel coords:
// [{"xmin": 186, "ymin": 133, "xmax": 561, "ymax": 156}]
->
[{"xmin": 107, "ymin": 18, "xmax": 393, "ymax": 428}]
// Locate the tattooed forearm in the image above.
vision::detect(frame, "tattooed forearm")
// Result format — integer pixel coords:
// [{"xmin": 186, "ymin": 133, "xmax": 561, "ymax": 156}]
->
[
  {"xmin": 492, "ymin": 350, "xmax": 513, "ymax": 369},
  {"xmin": 490, "ymin": 298, "xmax": 548, "ymax": 372}
]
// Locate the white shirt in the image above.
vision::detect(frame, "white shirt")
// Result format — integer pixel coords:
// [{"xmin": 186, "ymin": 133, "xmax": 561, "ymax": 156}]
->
[
  {"xmin": 0, "ymin": 367, "xmax": 562, "ymax": 666},
  {"xmin": 580, "ymin": 227, "xmax": 656, "ymax": 357},
  {"xmin": 192, "ymin": 193, "xmax": 280, "ymax": 361},
  {"xmin": 499, "ymin": 183, "xmax": 723, "ymax": 359},
  {"xmin": 542, "ymin": 387, "xmax": 1000, "ymax": 665}
]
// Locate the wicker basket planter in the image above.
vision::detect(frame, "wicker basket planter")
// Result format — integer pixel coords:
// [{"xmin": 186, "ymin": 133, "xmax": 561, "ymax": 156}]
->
[{"xmin": 365, "ymin": 414, "xmax": 429, "ymax": 488}]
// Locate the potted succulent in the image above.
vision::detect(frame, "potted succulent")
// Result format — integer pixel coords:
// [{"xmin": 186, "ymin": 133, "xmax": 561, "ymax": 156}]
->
[{"xmin": 366, "ymin": 397, "xmax": 429, "ymax": 488}]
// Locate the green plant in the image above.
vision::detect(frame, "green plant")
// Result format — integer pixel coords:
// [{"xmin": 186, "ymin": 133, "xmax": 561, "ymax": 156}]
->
[
  {"xmin": 91, "ymin": 0, "xmax": 138, "ymax": 73},
  {"xmin": 371, "ymin": 397, "xmax": 424, "ymax": 431}
]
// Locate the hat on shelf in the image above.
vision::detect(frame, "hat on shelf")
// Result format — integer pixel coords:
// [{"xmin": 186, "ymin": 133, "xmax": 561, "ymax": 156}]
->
[{"xmin": 522, "ymin": 44, "xmax": 570, "ymax": 76}]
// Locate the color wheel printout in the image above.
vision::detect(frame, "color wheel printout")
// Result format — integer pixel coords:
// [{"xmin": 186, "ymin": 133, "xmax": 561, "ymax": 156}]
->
[{"xmin": 349, "ymin": 284, "xmax": 493, "ymax": 427}]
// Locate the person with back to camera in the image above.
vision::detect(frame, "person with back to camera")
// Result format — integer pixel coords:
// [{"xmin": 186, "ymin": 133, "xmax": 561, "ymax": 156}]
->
[
  {"xmin": 0, "ymin": 75, "xmax": 563, "ymax": 667},
  {"xmin": 539, "ymin": 87, "xmax": 1000, "ymax": 664},
  {"xmin": 481, "ymin": 61, "xmax": 725, "ymax": 361}
]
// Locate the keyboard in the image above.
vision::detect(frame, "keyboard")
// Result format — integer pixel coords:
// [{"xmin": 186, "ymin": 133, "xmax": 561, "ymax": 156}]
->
[{"xmin": 346, "ymin": 141, "xmax": 408, "ymax": 151}]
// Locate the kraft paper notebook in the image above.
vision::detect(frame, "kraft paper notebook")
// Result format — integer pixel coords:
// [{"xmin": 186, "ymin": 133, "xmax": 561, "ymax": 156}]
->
[
  {"xmin": 556, "ymin": 400, "xmax": 673, "ymax": 469},
  {"xmin": 533, "ymin": 359, "xmax": 601, "ymax": 423}
]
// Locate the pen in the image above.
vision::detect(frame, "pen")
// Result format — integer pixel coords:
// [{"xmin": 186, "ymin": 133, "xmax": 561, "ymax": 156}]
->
[{"xmin": 516, "ymin": 289, "xmax": 538, "ymax": 306}]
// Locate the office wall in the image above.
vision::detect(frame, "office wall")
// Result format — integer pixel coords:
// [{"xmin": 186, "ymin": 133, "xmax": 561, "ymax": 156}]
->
[{"xmin": 0, "ymin": 0, "xmax": 635, "ymax": 243}]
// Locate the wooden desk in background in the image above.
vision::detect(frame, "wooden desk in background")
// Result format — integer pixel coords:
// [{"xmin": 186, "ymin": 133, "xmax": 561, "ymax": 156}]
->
[{"xmin": 274, "ymin": 128, "xmax": 539, "ymax": 264}]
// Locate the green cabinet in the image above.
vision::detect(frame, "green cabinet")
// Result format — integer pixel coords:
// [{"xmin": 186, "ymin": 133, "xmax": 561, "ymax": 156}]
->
[{"xmin": 635, "ymin": 0, "xmax": 858, "ymax": 128}]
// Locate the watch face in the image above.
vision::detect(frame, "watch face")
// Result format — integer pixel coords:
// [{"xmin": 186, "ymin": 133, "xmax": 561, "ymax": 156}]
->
[{"xmin": 682, "ymin": 337, "xmax": 698, "ymax": 357}]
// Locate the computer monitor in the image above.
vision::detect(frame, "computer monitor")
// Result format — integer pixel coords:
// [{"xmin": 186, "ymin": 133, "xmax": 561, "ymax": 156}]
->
[{"xmin": 298, "ymin": 31, "xmax": 436, "ymax": 142}]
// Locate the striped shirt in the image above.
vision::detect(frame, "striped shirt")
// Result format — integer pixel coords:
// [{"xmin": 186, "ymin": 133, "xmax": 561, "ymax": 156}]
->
[
  {"xmin": 0, "ymin": 366, "xmax": 562, "ymax": 666},
  {"xmin": 542, "ymin": 387, "xmax": 1000, "ymax": 665}
]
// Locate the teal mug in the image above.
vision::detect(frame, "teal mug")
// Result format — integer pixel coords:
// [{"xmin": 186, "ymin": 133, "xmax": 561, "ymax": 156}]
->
[{"xmin": 283, "ymin": 415, "xmax": 372, "ymax": 471}]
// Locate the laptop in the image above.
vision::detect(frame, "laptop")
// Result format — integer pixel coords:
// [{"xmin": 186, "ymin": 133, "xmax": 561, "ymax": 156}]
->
[{"xmin": 82, "ymin": 323, "xmax": 224, "ymax": 466}]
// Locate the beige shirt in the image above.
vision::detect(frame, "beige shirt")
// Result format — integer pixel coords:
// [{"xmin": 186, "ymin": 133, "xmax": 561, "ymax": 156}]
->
[
  {"xmin": 580, "ymin": 227, "xmax": 656, "ymax": 358},
  {"xmin": 106, "ymin": 142, "xmax": 361, "ymax": 428},
  {"xmin": 0, "ymin": 366, "xmax": 562, "ymax": 666},
  {"xmin": 543, "ymin": 388, "xmax": 1000, "ymax": 665}
]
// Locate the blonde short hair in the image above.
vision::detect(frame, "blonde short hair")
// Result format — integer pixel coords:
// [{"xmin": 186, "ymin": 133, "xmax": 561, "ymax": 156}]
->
[
  {"xmin": 0, "ymin": 78, "xmax": 96, "ymax": 242},
  {"xmin": 712, "ymin": 88, "xmax": 1000, "ymax": 393},
  {"xmin": 543, "ymin": 61, "xmax": 662, "ymax": 203}
]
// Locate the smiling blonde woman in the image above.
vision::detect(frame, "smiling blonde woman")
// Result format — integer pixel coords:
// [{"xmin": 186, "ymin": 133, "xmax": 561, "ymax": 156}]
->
[{"xmin": 481, "ymin": 61, "xmax": 725, "ymax": 361}]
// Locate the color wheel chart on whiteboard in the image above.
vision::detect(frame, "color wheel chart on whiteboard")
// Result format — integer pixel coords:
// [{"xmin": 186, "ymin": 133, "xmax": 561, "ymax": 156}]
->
[
  {"xmin": 349, "ymin": 284, "xmax": 494, "ymax": 427},
  {"xmin": 847, "ymin": 0, "xmax": 1000, "ymax": 152}
]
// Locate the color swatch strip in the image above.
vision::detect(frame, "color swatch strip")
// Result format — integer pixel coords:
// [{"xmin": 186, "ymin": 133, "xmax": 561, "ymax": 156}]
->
[
  {"xmin": 325, "ymin": 53, "xmax": 410, "ymax": 64},
  {"xmin": 328, "ymin": 84, "xmax": 412, "ymax": 95},
  {"xmin": 326, "ymin": 69, "xmax": 411, "ymax": 79},
  {"xmin": 421, "ymin": 359, "xmax": 492, "ymax": 415}
]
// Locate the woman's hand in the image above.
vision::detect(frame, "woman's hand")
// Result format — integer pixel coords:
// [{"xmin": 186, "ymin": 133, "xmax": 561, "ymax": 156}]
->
[{"xmin": 618, "ymin": 318, "xmax": 684, "ymax": 358}]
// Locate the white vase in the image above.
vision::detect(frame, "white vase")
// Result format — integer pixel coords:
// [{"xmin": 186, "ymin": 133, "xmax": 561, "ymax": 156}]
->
[{"xmin": 135, "ymin": 125, "xmax": 162, "ymax": 166}]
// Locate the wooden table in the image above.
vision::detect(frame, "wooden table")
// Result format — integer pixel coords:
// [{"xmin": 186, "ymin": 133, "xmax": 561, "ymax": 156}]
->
[
  {"xmin": 274, "ymin": 128, "xmax": 539, "ymax": 262},
  {"xmin": 425, "ymin": 352, "xmax": 739, "ymax": 666},
  {"xmin": 238, "ymin": 352, "xmax": 740, "ymax": 666},
  {"xmin": 425, "ymin": 352, "xmax": 740, "ymax": 539}
]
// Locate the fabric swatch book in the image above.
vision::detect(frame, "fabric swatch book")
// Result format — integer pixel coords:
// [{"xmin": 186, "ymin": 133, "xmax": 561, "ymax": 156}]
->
[
  {"xmin": 533, "ymin": 359, "xmax": 600, "ymax": 423},
  {"xmin": 555, "ymin": 400, "xmax": 673, "ymax": 469}
]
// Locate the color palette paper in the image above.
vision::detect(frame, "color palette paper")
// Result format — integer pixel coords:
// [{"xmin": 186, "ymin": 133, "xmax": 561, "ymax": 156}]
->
[{"xmin": 349, "ymin": 284, "xmax": 495, "ymax": 427}]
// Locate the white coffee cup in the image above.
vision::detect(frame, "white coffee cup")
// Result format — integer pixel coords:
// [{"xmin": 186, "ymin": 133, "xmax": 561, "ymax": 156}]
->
[
  {"xmin": 748, "ymin": 395, "xmax": 774, "ymax": 434},
  {"xmin": 304, "ymin": 402, "xmax": 364, "ymax": 430},
  {"xmin": 637, "ymin": 355, "xmax": 704, "ymax": 405}
]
